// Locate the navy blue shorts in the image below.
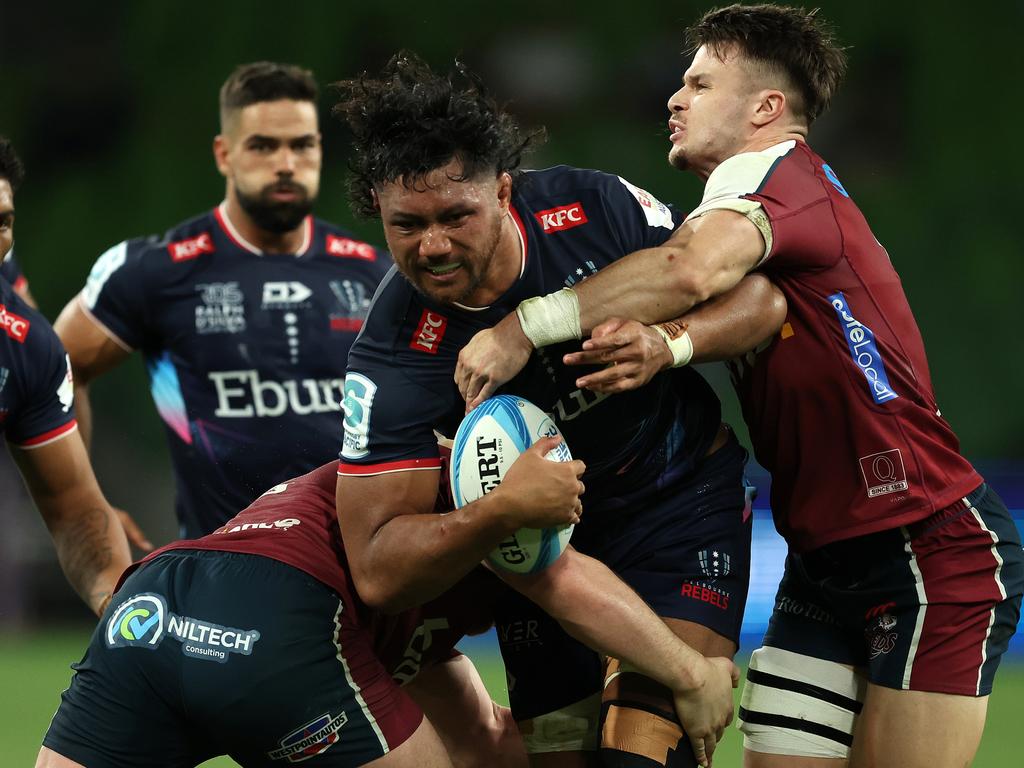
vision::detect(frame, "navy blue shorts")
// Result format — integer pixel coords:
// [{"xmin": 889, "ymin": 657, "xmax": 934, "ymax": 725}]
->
[
  {"xmin": 760, "ymin": 483, "xmax": 1023, "ymax": 695},
  {"xmin": 497, "ymin": 432, "xmax": 752, "ymax": 719},
  {"xmin": 43, "ymin": 550, "xmax": 424, "ymax": 767}
]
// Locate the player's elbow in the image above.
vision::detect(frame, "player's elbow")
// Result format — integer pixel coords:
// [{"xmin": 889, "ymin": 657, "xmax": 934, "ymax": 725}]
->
[
  {"xmin": 763, "ymin": 280, "xmax": 789, "ymax": 334},
  {"xmin": 349, "ymin": 563, "xmax": 411, "ymax": 615}
]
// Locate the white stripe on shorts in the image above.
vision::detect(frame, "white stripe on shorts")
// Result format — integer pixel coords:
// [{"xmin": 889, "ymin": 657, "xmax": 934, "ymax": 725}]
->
[
  {"xmin": 333, "ymin": 602, "xmax": 389, "ymax": 753},
  {"xmin": 968, "ymin": 496, "xmax": 1007, "ymax": 695},
  {"xmin": 900, "ymin": 528, "xmax": 928, "ymax": 690}
]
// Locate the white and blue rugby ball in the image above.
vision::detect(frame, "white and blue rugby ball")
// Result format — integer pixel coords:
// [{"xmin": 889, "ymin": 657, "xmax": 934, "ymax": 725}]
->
[{"xmin": 450, "ymin": 395, "xmax": 574, "ymax": 574}]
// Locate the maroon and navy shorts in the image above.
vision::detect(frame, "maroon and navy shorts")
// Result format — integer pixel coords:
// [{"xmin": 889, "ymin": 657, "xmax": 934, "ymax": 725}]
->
[
  {"xmin": 43, "ymin": 549, "xmax": 431, "ymax": 767},
  {"xmin": 759, "ymin": 483, "xmax": 1023, "ymax": 696}
]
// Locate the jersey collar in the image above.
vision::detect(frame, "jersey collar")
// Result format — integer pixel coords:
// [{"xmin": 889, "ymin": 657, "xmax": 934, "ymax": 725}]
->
[{"xmin": 214, "ymin": 202, "xmax": 313, "ymax": 257}]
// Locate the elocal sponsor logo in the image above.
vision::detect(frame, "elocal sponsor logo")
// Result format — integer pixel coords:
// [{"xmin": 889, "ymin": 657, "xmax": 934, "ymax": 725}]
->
[
  {"xmin": 168, "ymin": 232, "xmax": 215, "ymax": 262},
  {"xmin": 828, "ymin": 292, "xmax": 898, "ymax": 404},
  {"xmin": 410, "ymin": 309, "xmax": 447, "ymax": 354},
  {"xmin": 535, "ymin": 202, "xmax": 588, "ymax": 233},
  {"xmin": 0, "ymin": 303, "xmax": 30, "ymax": 342}
]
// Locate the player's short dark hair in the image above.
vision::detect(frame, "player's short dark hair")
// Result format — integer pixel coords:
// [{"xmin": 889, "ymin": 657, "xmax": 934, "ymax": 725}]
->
[
  {"xmin": 219, "ymin": 62, "xmax": 318, "ymax": 129},
  {"xmin": 333, "ymin": 52, "xmax": 544, "ymax": 219},
  {"xmin": 685, "ymin": 4, "xmax": 847, "ymax": 124},
  {"xmin": 0, "ymin": 136, "xmax": 25, "ymax": 191}
]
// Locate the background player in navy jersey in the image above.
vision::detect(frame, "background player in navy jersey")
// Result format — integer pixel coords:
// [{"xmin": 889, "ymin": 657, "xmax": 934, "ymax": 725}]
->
[
  {"xmin": 38, "ymin": 450, "xmax": 746, "ymax": 768},
  {"xmin": 53, "ymin": 62, "xmax": 390, "ymax": 543},
  {"xmin": 0, "ymin": 141, "xmax": 35, "ymax": 306},
  {"xmin": 0, "ymin": 136, "xmax": 130, "ymax": 618},
  {"xmin": 456, "ymin": 5, "xmax": 1024, "ymax": 767},
  {"xmin": 333, "ymin": 54, "xmax": 788, "ymax": 768}
]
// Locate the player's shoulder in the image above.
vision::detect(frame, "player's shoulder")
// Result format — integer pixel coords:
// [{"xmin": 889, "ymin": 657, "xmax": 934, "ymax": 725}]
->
[
  {"xmin": 353, "ymin": 266, "xmax": 418, "ymax": 347},
  {"xmin": 93, "ymin": 209, "xmax": 217, "ymax": 269},
  {"xmin": 1, "ymin": 279, "xmax": 66, "ymax": 371},
  {"xmin": 518, "ymin": 164, "xmax": 625, "ymax": 199}
]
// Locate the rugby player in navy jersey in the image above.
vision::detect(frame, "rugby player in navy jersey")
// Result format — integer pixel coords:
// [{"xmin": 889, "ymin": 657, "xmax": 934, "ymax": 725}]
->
[
  {"xmin": 53, "ymin": 62, "xmax": 390, "ymax": 543},
  {"xmin": 456, "ymin": 6, "xmax": 1024, "ymax": 768},
  {"xmin": 333, "ymin": 54, "xmax": 788, "ymax": 768},
  {"xmin": 0, "ymin": 136, "xmax": 130, "ymax": 617},
  {"xmin": 0, "ymin": 139, "xmax": 35, "ymax": 306},
  {"xmin": 37, "ymin": 450, "xmax": 756, "ymax": 768},
  {"xmin": 1, "ymin": 250, "xmax": 35, "ymax": 305}
]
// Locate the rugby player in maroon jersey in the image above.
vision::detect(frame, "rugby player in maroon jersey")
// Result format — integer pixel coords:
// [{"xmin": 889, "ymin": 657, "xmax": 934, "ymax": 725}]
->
[
  {"xmin": 38, "ymin": 452, "xmax": 740, "ymax": 768},
  {"xmin": 454, "ymin": 5, "xmax": 1023, "ymax": 768}
]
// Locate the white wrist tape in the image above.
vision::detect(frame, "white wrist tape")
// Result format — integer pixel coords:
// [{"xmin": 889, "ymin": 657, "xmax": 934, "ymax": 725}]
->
[
  {"xmin": 516, "ymin": 288, "xmax": 582, "ymax": 349},
  {"xmin": 652, "ymin": 324, "xmax": 694, "ymax": 367}
]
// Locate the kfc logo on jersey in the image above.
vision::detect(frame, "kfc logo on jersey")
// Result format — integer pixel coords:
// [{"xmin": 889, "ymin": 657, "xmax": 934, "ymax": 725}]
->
[
  {"xmin": 262, "ymin": 282, "xmax": 313, "ymax": 308},
  {"xmin": 859, "ymin": 448, "xmax": 909, "ymax": 498},
  {"xmin": 410, "ymin": 310, "xmax": 447, "ymax": 354},
  {"xmin": 326, "ymin": 234, "xmax": 376, "ymax": 261},
  {"xmin": 168, "ymin": 232, "xmax": 215, "ymax": 263},
  {"xmin": 535, "ymin": 203, "xmax": 588, "ymax": 233},
  {"xmin": 0, "ymin": 303, "xmax": 30, "ymax": 342}
]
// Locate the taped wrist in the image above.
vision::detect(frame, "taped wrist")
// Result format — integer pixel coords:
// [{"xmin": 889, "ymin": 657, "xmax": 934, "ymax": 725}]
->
[
  {"xmin": 651, "ymin": 322, "xmax": 694, "ymax": 367},
  {"xmin": 516, "ymin": 288, "xmax": 581, "ymax": 349}
]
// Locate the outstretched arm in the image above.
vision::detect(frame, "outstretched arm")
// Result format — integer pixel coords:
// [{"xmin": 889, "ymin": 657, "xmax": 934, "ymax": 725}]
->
[
  {"xmin": 456, "ymin": 210, "xmax": 765, "ymax": 409},
  {"xmin": 565, "ymin": 272, "xmax": 787, "ymax": 393},
  {"xmin": 11, "ymin": 430, "xmax": 132, "ymax": 616}
]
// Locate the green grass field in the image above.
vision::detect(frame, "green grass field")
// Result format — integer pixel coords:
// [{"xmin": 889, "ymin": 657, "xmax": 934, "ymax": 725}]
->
[{"xmin": 4, "ymin": 628, "xmax": 1020, "ymax": 766}]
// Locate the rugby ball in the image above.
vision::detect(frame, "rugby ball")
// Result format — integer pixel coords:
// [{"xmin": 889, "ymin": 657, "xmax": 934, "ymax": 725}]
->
[{"xmin": 450, "ymin": 395, "xmax": 574, "ymax": 574}]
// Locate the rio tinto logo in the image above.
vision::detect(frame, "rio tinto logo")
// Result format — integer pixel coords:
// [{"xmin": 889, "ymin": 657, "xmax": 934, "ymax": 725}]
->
[
  {"xmin": 535, "ymin": 202, "xmax": 588, "ymax": 233},
  {"xmin": 410, "ymin": 310, "xmax": 447, "ymax": 354},
  {"xmin": 0, "ymin": 303, "xmax": 30, "ymax": 343}
]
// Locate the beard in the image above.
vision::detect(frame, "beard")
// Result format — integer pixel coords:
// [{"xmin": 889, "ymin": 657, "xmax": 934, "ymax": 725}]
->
[
  {"xmin": 668, "ymin": 144, "xmax": 691, "ymax": 172},
  {"xmin": 236, "ymin": 181, "xmax": 315, "ymax": 234},
  {"xmin": 408, "ymin": 213, "xmax": 505, "ymax": 306}
]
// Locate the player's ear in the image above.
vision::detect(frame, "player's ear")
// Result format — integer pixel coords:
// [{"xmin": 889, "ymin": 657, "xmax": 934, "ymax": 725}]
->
[
  {"xmin": 752, "ymin": 88, "xmax": 786, "ymax": 127},
  {"xmin": 213, "ymin": 135, "xmax": 231, "ymax": 178},
  {"xmin": 496, "ymin": 172, "xmax": 513, "ymax": 213}
]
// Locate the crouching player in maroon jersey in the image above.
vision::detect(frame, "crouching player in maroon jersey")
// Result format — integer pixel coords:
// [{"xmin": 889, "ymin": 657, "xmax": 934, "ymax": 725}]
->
[
  {"xmin": 454, "ymin": 5, "xmax": 1024, "ymax": 767},
  {"xmin": 37, "ymin": 449, "xmax": 740, "ymax": 768}
]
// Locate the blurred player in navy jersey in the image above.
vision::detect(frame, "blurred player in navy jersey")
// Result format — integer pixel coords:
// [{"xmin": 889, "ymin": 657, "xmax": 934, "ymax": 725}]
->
[
  {"xmin": 54, "ymin": 62, "xmax": 390, "ymax": 544},
  {"xmin": 1, "ymin": 249, "xmax": 35, "ymax": 306},
  {"xmin": 0, "ymin": 135, "xmax": 130, "ymax": 617},
  {"xmin": 333, "ymin": 53, "xmax": 788, "ymax": 768},
  {"xmin": 39, "ymin": 450, "xmax": 745, "ymax": 768},
  {"xmin": 456, "ymin": 5, "xmax": 1024, "ymax": 767},
  {"xmin": 0, "ymin": 139, "xmax": 35, "ymax": 306}
]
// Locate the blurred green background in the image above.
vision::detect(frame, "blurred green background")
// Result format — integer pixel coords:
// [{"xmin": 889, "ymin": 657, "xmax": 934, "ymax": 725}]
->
[{"xmin": 2, "ymin": 0, "xmax": 1022, "ymax": 764}]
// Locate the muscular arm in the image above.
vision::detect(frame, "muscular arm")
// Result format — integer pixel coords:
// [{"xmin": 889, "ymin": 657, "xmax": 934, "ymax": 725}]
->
[
  {"xmin": 337, "ymin": 438, "xmax": 584, "ymax": 613},
  {"xmin": 575, "ymin": 209, "xmax": 766, "ymax": 330},
  {"xmin": 11, "ymin": 431, "xmax": 132, "ymax": 616},
  {"xmin": 566, "ymin": 273, "xmax": 787, "ymax": 392},
  {"xmin": 53, "ymin": 296, "xmax": 131, "ymax": 449},
  {"xmin": 456, "ymin": 210, "xmax": 767, "ymax": 409}
]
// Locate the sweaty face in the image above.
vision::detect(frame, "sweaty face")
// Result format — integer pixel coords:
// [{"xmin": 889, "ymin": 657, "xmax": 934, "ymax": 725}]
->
[
  {"xmin": 376, "ymin": 163, "xmax": 512, "ymax": 307},
  {"xmin": 666, "ymin": 45, "xmax": 756, "ymax": 178},
  {"xmin": 0, "ymin": 180, "xmax": 13, "ymax": 261},
  {"xmin": 220, "ymin": 100, "xmax": 322, "ymax": 233}
]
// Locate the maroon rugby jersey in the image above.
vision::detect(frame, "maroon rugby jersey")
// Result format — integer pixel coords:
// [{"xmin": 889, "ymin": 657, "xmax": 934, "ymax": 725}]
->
[
  {"xmin": 690, "ymin": 140, "xmax": 980, "ymax": 551},
  {"xmin": 124, "ymin": 462, "xmax": 496, "ymax": 681}
]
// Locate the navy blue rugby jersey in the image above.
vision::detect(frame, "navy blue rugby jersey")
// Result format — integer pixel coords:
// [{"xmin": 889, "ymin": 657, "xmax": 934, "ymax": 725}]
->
[
  {"xmin": 79, "ymin": 205, "xmax": 390, "ymax": 537},
  {"xmin": 1, "ymin": 249, "xmax": 28, "ymax": 294},
  {"xmin": 340, "ymin": 166, "xmax": 722, "ymax": 511},
  {"xmin": 1, "ymin": 277, "xmax": 77, "ymax": 448}
]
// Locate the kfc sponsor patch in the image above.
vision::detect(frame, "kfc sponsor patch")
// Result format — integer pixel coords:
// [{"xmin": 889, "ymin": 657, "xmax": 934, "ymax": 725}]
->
[
  {"xmin": 410, "ymin": 309, "xmax": 447, "ymax": 354},
  {"xmin": 0, "ymin": 304, "xmax": 30, "ymax": 342},
  {"xmin": 535, "ymin": 203, "xmax": 588, "ymax": 233},
  {"xmin": 168, "ymin": 232, "xmax": 215, "ymax": 262},
  {"xmin": 326, "ymin": 234, "xmax": 377, "ymax": 261}
]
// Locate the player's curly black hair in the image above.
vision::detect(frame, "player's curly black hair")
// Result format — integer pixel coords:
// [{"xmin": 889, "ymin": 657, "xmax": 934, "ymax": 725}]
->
[
  {"xmin": 333, "ymin": 52, "xmax": 545, "ymax": 219},
  {"xmin": 686, "ymin": 4, "xmax": 847, "ymax": 124},
  {"xmin": 0, "ymin": 136, "xmax": 25, "ymax": 191}
]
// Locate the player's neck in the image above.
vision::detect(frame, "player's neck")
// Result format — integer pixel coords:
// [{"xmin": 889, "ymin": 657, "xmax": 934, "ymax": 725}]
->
[{"xmin": 221, "ymin": 196, "xmax": 308, "ymax": 255}]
